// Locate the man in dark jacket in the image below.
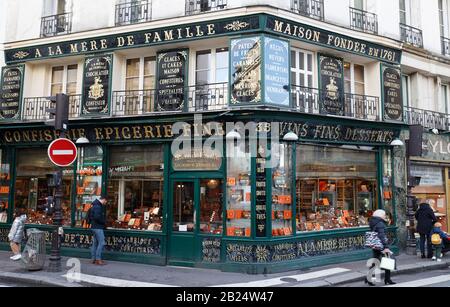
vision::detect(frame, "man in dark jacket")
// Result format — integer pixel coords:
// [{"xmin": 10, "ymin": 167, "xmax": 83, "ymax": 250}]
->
[
  {"xmin": 415, "ymin": 200, "xmax": 437, "ymax": 259},
  {"xmin": 90, "ymin": 195, "xmax": 108, "ymax": 265}
]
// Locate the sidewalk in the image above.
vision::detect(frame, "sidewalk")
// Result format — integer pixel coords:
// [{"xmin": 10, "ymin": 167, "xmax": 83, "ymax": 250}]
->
[{"xmin": 0, "ymin": 251, "xmax": 448, "ymax": 287}]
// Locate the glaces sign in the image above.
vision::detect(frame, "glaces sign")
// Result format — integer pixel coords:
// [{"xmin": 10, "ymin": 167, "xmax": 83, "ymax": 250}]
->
[
  {"xmin": 382, "ymin": 65, "xmax": 403, "ymax": 121},
  {"xmin": 82, "ymin": 55, "xmax": 112, "ymax": 116},
  {"xmin": 0, "ymin": 65, "xmax": 24, "ymax": 120}
]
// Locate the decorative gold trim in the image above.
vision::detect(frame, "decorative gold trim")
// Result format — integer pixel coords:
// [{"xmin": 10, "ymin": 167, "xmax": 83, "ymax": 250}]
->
[
  {"xmin": 224, "ymin": 21, "xmax": 250, "ymax": 31},
  {"xmin": 12, "ymin": 51, "xmax": 29, "ymax": 59}
]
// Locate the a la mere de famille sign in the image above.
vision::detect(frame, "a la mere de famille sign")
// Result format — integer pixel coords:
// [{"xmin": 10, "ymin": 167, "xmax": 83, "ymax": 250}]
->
[{"xmin": 5, "ymin": 14, "xmax": 401, "ymax": 65}]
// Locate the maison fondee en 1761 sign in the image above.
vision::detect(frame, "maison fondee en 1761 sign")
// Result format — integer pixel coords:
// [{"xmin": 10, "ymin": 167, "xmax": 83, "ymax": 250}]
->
[{"xmin": 82, "ymin": 54, "xmax": 112, "ymax": 116}]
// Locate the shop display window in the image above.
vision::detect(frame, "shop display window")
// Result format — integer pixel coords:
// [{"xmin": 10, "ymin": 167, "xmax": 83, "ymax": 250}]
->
[
  {"xmin": 15, "ymin": 148, "xmax": 73, "ymax": 226},
  {"xmin": 173, "ymin": 181, "xmax": 195, "ymax": 232},
  {"xmin": 296, "ymin": 145, "xmax": 378, "ymax": 232},
  {"xmin": 0, "ymin": 150, "xmax": 10, "ymax": 223},
  {"xmin": 382, "ymin": 149, "xmax": 394, "ymax": 226},
  {"xmin": 107, "ymin": 145, "xmax": 164, "ymax": 231},
  {"xmin": 226, "ymin": 142, "xmax": 251, "ymax": 237},
  {"xmin": 200, "ymin": 179, "xmax": 223, "ymax": 235},
  {"xmin": 272, "ymin": 143, "xmax": 293, "ymax": 237},
  {"xmin": 75, "ymin": 146, "xmax": 103, "ymax": 228}
]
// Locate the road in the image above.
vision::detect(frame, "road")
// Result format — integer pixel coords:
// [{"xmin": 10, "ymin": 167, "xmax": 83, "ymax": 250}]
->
[{"xmin": 340, "ymin": 269, "xmax": 450, "ymax": 287}]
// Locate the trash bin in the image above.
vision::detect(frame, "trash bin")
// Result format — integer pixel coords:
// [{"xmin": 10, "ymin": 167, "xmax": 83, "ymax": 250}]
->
[{"xmin": 21, "ymin": 228, "xmax": 46, "ymax": 271}]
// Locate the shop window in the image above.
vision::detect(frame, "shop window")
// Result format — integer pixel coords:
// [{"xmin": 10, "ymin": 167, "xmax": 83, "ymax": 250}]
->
[
  {"xmin": 272, "ymin": 143, "xmax": 293, "ymax": 237},
  {"xmin": 15, "ymin": 148, "xmax": 73, "ymax": 226},
  {"xmin": 296, "ymin": 145, "xmax": 378, "ymax": 232},
  {"xmin": 107, "ymin": 145, "xmax": 164, "ymax": 231},
  {"xmin": 382, "ymin": 149, "xmax": 394, "ymax": 226},
  {"xmin": 51, "ymin": 64, "xmax": 78, "ymax": 96},
  {"xmin": 226, "ymin": 142, "xmax": 251, "ymax": 237},
  {"xmin": 0, "ymin": 150, "xmax": 10, "ymax": 223},
  {"xmin": 200, "ymin": 179, "xmax": 223, "ymax": 235},
  {"xmin": 75, "ymin": 146, "xmax": 103, "ymax": 228}
]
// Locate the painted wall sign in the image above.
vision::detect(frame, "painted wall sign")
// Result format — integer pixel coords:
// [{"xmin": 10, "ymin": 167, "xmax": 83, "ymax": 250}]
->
[
  {"xmin": 155, "ymin": 50, "xmax": 188, "ymax": 112},
  {"xmin": 230, "ymin": 36, "xmax": 262, "ymax": 105},
  {"xmin": 0, "ymin": 65, "xmax": 24, "ymax": 120},
  {"xmin": 266, "ymin": 16, "xmax": 401, "ymax": 65},
  {"xmin": 202, "ymin": 238, "xmax": 221, "ymax": 263},
  {"xmin": 421, "ymin": 133, "xmax": 450, "ymax": 161},
  {"xmin": 382, "ymin": 65, "xmax": 403, "ymax": 121},
  {"xmin": 82, "ymin": 55, "xmax": 112, "ymax": 116},
  {"xmin": 318, "ymin": 54, "xmax": 344, "ymax": 116},
  {"xmin": 0, "ymin": 120, "xmax": 399, "ymax": 145},
  {"xmin": 255, "ymin": 142, "xmax": 267, "ymax": 237},
  {"xmin": 264, "ymin": 37, "xmax": 290, "ymax": 107},
  {"xmin": 5, "ymin": 16, "xmax": 261, "ymax": 64},
  {"xmin": 410, "ymin": 165, "xmax": 444, "ymax": 186},
  {"xmin": 173, "ymin": 148, "xmax": 222, "ymax": 171}
]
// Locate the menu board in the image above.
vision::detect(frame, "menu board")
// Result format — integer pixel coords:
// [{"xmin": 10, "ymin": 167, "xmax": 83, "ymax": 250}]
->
[
  {"xmin": 319, "ymin": 54, "xmax": 344, "ymax": 116},
  {"xmin": 382, "ymin": 65, "xmax": 403, "ymax": 121},
  {"xmin": 155, "ymin": 49, "xmax": 188, "ymax": 112},
  {"xmin": 82, "ymin": 55, "xmax": 112, "ymax": 116},
  {"xmin": 256, "ymin": 143, "xmax": 267, "ymax": 237},
  {"xmin": 230, "ymin": 36, "xmax": 262, "ymax": 105},
  {"xmin": 0, "ymin": 65, "xmax": 24, "ymax": 120},
  {"xmin": 264, "ymin": 37, "xmax": 290, "ymax": 107}
]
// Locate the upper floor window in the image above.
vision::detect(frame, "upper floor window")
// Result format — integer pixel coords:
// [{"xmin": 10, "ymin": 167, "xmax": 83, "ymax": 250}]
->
[
  {"xmin": 291, "ymin": 48, "xmax": 314, "ymax": 88},
  {"xmin": 291, "ymin": 0, "xmax": 324, "ymax": 21},
  {"xmin": 195, "ymin": 48, "xmax": 229, "ymax": 86},
  {"xmin": 442, "ymin": 84, "xmax": 449, "ymax": 113},
  {"xmin": 50, "ymin": 65, "xmax": 78, "ymax": 96},
  {"xmin": 344, "ymin": 62, "xmax": 365, "ymax": 95},
  {"xmin": 186, "ymin": 0, "xmax": 227, "ymax": 15},
  {"xmin": 41, "ymin": 0, "xmax": 72, "ymax": 37},
  {"xmin": 116, "ymin": 0, "xmax": 151, "ymax": 26},
  {"xmin": 399, "ymin": 0, "xmax": 411, "ymax": 25},
  {"xmin": 402, "ymin": 74, "xmax": 410, "ymax": 108},
  {"xmin": 125, "ymin": 57, "xmax": 156, "ymax": 91}
]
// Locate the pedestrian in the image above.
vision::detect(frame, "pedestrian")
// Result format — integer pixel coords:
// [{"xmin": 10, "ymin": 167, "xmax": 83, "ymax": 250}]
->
[
  {"xmin": 431, "ymin": 222, "xmax": 449, "ymax": 262},
  {"xmin": 365, "ymin": 209, "xmax": 396, "ymax": 286},
  {"xmin": 89, "ymin": 195, "xmax": 108, "ymax": 266},
  {"xmin": 415, "ymin": 199, "xmax": 437, "ymax": 259},
  {"xmin": 8, "ymin": 208, "xmax": 27, "ymax": 261}
]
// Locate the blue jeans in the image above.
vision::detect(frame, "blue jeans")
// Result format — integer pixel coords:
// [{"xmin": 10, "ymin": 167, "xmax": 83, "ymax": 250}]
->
[{"xmin": 91, "ymin": 229, "xmax": 105, "ymax": 261}]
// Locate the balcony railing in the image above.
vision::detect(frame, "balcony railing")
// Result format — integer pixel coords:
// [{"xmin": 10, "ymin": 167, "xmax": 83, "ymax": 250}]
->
[
  {"xmin": 115, "ymin": 1, "xmax": 151, "ymax": 26},
  {"xmin": 349, "ymin": 7, "xmax": 378, "ymax": 34},
  {"xmin": 291, "ymin": 85, "xmax": 380, "ymax": 121},
  {"xmin": 185, "ymin": 0, "xmax": 227, "ymax": 15},
  {"xmin": 291, "ymin": 0, "xmax": 324, "ymax": 21},
  {"xmin": 400, "ymin": 23, "xmax": 423, "ymax": 48},
  {"xmin": 404, "ymin": 106, "xmax": 450, "ymax": 131},
  {"xmin": 22, "ymin": 95, "xmax": 81, "ymax": 121},
  {"xmin": 442, "ymin": 37, "xmax": 450, "ymax": 56},
  {"xmin": 40, "ymin": 13, "xmax": 72, "ymax": 38},
  {"xmin": 112, "ymin": 83, "xmax": 228, "ymax": 116}
]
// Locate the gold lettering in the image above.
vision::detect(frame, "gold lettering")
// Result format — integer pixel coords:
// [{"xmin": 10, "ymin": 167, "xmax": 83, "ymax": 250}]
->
[
  {"xmin": 163, "ymin": 125, "xmax": 173, "ymax": 138},
  {"xmin": 104, "ymin": 127, "xmax": 114, "ymax": 140},
  {"xmin": 31, "ymin": 130, "xmax": 38, "ymax": 142},
  {"xmin": 164, "ymin": 30, "xmax": 174, "ymax": 41},
  {"xmin": 132, "ymin": 126, "xmax": 142, "ymax": 139},
  {"xmin": 55, "ymin": 45, "xmax": 63, "ymax": 55},
  {"xmin": 117, "ymin": 37, "xmax": 125, "ymax": 47},
  {"xmin": 122, "ymin": 127, "xmax": 131, "ymax": 139},
  {"xmin": 94, "ymin": 128, "xmax": 104, "ymax": 140},
  {"xmin": 81, "ymin": 42, "xmax": 88, "ymax": 52},
  {"xmin": 145, "ymin": 33, "xmax": 152, "ymax": 44},
  {"xmin": 70, "ymin": 43, "xmax": 79, "ymax": 53},
  {"xmin": 44, "ymin": 130, "xmax": 53, "ymax": 142},
  {"xmin": 13, "ymin": 131, "xmax": 21, "ymax": 143},
  {"xmin": 196, "ymin": 25, "xmax": 204, "ymax": 37},
  {"xmin": 35, "ymin": 48, "xmax": 42, "ymax": 58},
  {"xmin": 153, "ymin": 32, "xmax": 162, "ymax": 43},
  {"xmin": 90, "ymin": 41, "xmax": 98, "ymax": 51},
  {"xmin": 48, "ymin": 47, "xmax": 55, "ymax": 56},
  {"xmin": 4, "ymin": 131, "xmax": 12, "ymax": 143},
  {"xmin": 284, "ymin": 24, "xmax": 292, "ymax": 35},
  {"xmin": 207, "ymin": 24, "xmax": 216, "ymax": 35},
  {"xmin": 155, "ymin": 125, "xmax": 162, "ymax": 138},
  {"xmin": 274, "ymin": 20, "xmax": 284, "ymax": 33},
  {"xmin": 144, "ymin": 126, "xmax": 155, "ymax": 138},
  {"xmin": 127, "ymin": 35, "xmax": 135, "ymax": 46},
  {"xmin": 100, "ymin": 39, "xmax": 108, "ymax": 49},
  {"xmin": 185, "ymin": 27, "xmax": 194, "ymax": 38}
]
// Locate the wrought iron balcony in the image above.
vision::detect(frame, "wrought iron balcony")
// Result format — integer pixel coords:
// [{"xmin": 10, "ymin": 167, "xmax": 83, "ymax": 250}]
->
[
  {"xmin": 291, "ymin": 85, "xmax": 380, "ymax": 121},
  {"xmin": 115, "ymin": 1, "xmax": 151, "ymax": 26},
  {"xmin": 442, "ymin": 37, "xmax": 450, "ymax": 56},
  {"xmin": 349, "ymin": 7, "xmax": 378, "ymax": 34},
  {"xmin": 40, "ymin": 13, "xmax": 72, "ymax": 37},
  {"xmin": 404, "ymin": 106, "xmax": 450, "ymax": 131},
  {"xmin": 400, "ymin": 24, "xmax": 423, "ymax": 48},
  {"xmin": 291, "ymin": 0, "xmax": 324, "ymax": 21},
  {"xmin": 185, "ymin": 0, "xmax": 227, "ymax": 15},
  {"xmin": 112, "ymin": 83, "xmax": 228, "ymax": 116},
  {"xmin": 22, "ymin": 95, "xmax": 81, "ymax": 121}
]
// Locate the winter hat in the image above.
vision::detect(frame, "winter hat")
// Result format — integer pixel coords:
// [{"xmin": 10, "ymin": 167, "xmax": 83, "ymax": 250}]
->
[{"xmin": 372, "ymin": 210, "xmax": 387, "ymax": 221}]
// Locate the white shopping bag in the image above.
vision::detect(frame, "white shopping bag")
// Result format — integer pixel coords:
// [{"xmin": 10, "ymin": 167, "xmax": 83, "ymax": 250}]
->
[{"xmin": 380, "ymin": 254, "xmax": 396, "ymax": 271}]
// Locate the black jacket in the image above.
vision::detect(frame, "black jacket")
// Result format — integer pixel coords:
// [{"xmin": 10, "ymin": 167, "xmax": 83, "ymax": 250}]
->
[
  {"xmin": 90, "ymin": 199, "xmax": 106, "ymax": 230},
  {"xmin": 415, "ymin": 203, "xmax": 437, "ymax": 235},
  {"xmin": 369, "ymin": 217, "xmax": 389, "ymax": 249}
]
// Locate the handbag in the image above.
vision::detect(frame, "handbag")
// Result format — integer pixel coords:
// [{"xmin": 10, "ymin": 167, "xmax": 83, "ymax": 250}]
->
[
  {"xmin": 380, "ymin": 254, "xmax": 396, "ymax": 271},
  {"xmin": 364, "ymin": 231, "xmax": 384, "ymax": 251}
]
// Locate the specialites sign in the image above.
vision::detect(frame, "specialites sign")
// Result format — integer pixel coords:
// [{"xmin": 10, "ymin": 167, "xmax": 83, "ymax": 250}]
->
[
  {"xmin": 264, "ymin": 37, "xmax": 290, "ymax": 107},
  {"xmin": 82, "ymin": 54, "xmax": 113, "ymax": 116},
  {"xmin": 382, "ymin": 64, "xmax": 403, "ymax": 122},
  {"xmin": 155, "ymin": 49, "xmax": 188, "ymax": 112},
  {"xmin": 230, "ymin": 36, "xmax": 262, "ymax": 105},
  {"xmin": 319, "ymin": 54, "xmax": 344, "ymax": 116},
  {"xmin": 0, "ymin": 65, "xmax": 24, "ymax": 120}
]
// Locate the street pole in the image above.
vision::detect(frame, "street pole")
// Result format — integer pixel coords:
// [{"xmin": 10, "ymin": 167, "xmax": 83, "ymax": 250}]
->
[{"xmin": 405, "ymin": 141, "xmax": 417, "ymax": 255}]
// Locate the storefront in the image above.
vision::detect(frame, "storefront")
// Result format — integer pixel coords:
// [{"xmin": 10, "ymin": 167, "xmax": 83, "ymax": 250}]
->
[{"xmin": 411, "ymin": 132, "xmax": 450, "ymax": 232}]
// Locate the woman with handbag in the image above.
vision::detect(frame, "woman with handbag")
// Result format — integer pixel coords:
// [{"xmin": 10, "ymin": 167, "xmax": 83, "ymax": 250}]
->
[{"xmin": 365, "ymin": 209, "xmax": 396, "ymax": 286}]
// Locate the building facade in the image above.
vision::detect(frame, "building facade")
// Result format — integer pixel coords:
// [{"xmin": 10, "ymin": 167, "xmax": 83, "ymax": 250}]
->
[{"xmin": 0, "ymin": 0, "xmax": 448, "ymax": 273}]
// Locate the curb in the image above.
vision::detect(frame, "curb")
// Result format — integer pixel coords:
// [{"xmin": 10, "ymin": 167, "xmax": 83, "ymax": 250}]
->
[
  {"xmin": 318, "ymin": 261, "xmax": 450, "ymax": 287},
  {"xmin": 0, "ymin": 272, "xmax": 83, "ymax": 287}
]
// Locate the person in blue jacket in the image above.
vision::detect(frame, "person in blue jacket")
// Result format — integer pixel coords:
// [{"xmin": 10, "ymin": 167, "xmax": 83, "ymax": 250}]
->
[
  {"xmin": 89, "ymin": 195, "xmax": 108, "ymax": 266},
  {"xmin": 431, "ymin": 222, "xmax": 449, "ymax": 262}
]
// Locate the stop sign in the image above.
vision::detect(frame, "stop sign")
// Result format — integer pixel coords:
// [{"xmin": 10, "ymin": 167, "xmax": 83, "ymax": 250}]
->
[{"xmin": 48, "ymin": 138, "xmax": 78, "ymax": 167}]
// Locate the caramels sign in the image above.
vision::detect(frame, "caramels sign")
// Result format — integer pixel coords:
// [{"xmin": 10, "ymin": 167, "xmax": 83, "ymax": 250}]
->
[
  {"xmin": 319, "ymin": 54, "xmax": 344, "ymax": 116},
  {"xmin": 0, "ymin": 65, "xmax": 24, "ymax": 120},
  {"xmin": 82, "ymin": 55, "xmax": 112, "ymax": 116},
  {"xmin": 155, "ymin": 50, "xmax": 188, "ymax": 112}
]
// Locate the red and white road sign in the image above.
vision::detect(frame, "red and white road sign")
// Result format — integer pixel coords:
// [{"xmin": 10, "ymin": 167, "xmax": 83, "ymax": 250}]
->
[{"xmin": 48, "ymin": 138, "xmax": 78, "ymax": 167}]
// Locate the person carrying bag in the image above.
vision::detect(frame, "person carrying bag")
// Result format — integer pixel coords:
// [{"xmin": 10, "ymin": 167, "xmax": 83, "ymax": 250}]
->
[{"xmin": 365, "ymin": 209, "xmax": 396, "ymax": 286}]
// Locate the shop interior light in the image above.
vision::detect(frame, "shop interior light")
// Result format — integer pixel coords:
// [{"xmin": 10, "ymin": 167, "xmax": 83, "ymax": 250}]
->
[
  {"xmin": 283, "ymin": 131, "xmax": 299, "ymax": 142},
  {"xmin": 226, "ymin": 130, "xmax": 241, "ymax": 141},
  {"xmin": 390, "ymin": 139, "xmax": 404, "ymax": 147},
  {"xmin": 76, "ymin": 137, "xmax": 90, "ymax": 145}
]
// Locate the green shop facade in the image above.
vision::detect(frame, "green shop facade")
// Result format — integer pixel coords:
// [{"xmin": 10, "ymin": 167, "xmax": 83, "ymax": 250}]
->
[{"xmin": 0, "ymin": 13, "xmax": 408, "ymax": 273}]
